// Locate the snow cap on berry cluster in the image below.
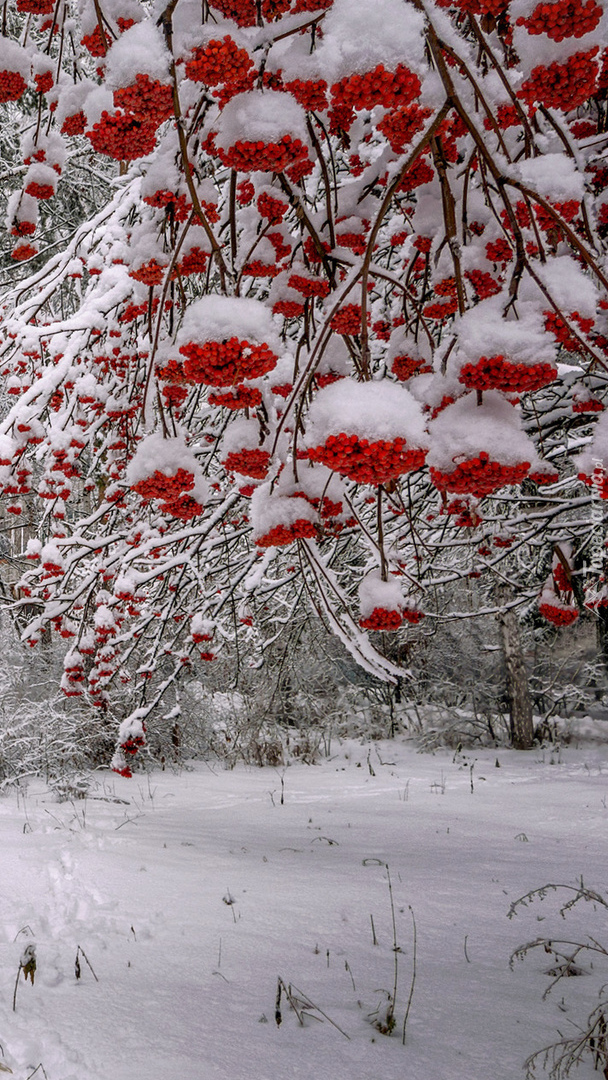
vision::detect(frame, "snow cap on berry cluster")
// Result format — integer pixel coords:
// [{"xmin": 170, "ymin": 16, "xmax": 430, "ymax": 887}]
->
[
  {"xmin": 512, "ymin": 154, "xmax": 585, "ymax": 203},
  {"xmin": 316, "ymin": 336, "xmax": 354, "ymax": 381},
  {"xmin": 250, "ymin": 482, "xmax": 318, "ymax": 543},
  {"xmin": 83, "ymin": 86, "xmax": 115, "ymax": 127},
  {"xmin": 0, "ymin": 38, "xmax": 31, "ymax": 83},
  {"xmin": 5, "ymin": 192, "xmax": 38, "ymax": 233},
  {"xmin": 275, "ymin": 461, "xmax": 346, "ymax": 505},
  {"xmin": 53, "ymin": 78, "xmax": 96, "ymax": 130},
  {"xmin": 303, "ymin": 378, "xmax": 428, "ymax": 448},
  {"xmin": 314, "ymin": 0, "xmax": 426, "ymax": 81},
  {"xmin": 519, "ymin": 255, "xmax": 598, "ymax": 319},
  {"xmin": 126, "ymin": 432, "xmax": 205, "ymax": 492},
  {"xmin": 451, "ymin": 298, "xmax": 557, "ymax": 370},
  {"xmin": 220, "ymin": 416, "xmax": 265, "ymax": 457},
  {"xmin": 211, "ymin": 89, "xmax": 309, "ymax": 154},
  {"xmin": 118, "ymin": 711, "xmax": 146, "ymax": 747},
  {"xmin": 104, "ymin": 20, "xmax": 172, "ymax": 89},
  {"xmin": 177, "ymin": 294, "xmax": 282, "ymax": 354},
  {"xmin": 427, "ymin": 391, "xmax": 540, "ymax": 472},
  {"xmin": 386, "ymin": 331, "xmax": 432, "ymax": 379},
  {"xmin": 177, "ymin": 17, "xmax": 252, "ymax": 62},
  {"xmin": 511, "ymin": 0, "xmax": 608, "ymax": 69},
  {"xmin": 77, "ymin": 0, "xmax": 142, "ymax": 36},
  {"xmin": 358, "ymin": 570, "xmax": 405, "ymax": 621}
]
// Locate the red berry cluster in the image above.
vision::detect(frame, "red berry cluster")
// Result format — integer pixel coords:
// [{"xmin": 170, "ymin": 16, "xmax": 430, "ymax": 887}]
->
[
  {"xmin": 445, "ymin": 498, "xmax": 483, "ymax": 527},
  {"xmin": 16, "ymin": 0, "xmax": 54, "ymax": 11},
  {"xmin": 113, "ymin": 75, "xmax": 174, "ymax": 126},
  {"xmin": 328, "ymin": 103, "xmax": 356, "ymax": 136},
  {"xmin": 535, "ymin": 200, "xmax": 580, "ymax": 232},
  {"xmin": 156, "ymin": 359, "xmax": 186, "ymax": 384},
  {"xmin": 257, "ymin": 191, "xmax": 287, "ymax": 223},
  {"xmin": 160, "ymin": 493, "xmax": 204, "ymax": 521},
  {"xmin": 331, "ymin": 64, "xmax": 422, "ymax": 113},
  {"xmin": 161, "ymin": 384, "xmax": 189, "ymax": 408},
  {"xmin": 552, "ymin": 561, "xmax": 571, "ymax": 592},
  {"xmin": 484, "ymin": 104, "xmax": 520, "ymax": 131},
  {"xmin": 211, "ymin": 133, "xmax": 309, "ymax": 174},
  {"xmin": 113, "ymin": 764, "xmax": 133, "ymax": 778},
  {"xmin": 308, "ymin": 435, "xmax": 427, "ymax": 485},
  {"xmin": 271, "ymin": 381, "xmax": 293, "ymax": 397},
  {"xmin": 403, "ymin": 607, "xmax": 425, "ymax": 624},
  {"xmin": 273, "ymin": 299, "xmax": 304, "ymax": 318},
  {"xmin": 42, "ymin": 558, "xmax": 64, "ymax": 575},
  {"xmin": 373, "ymin": 320, "xmax": 392, "ymax": 341},
  {"xmin": 222, "ymin": 448, "xmax": 270, "ymax": 478},
  {"xmin": 391, "ymin": 355, "xmax": 432, "ymax": 381},
  {"xmin": 12, "ymin": 242, "xmax": 37, "ymax": 262},
  {"xmin": 132, "ymin": 467, "xmax": 195, "ymax": 502},
  {"xmin": 538, "ymin": 600, "xmax": 579, "ymax": 625},
  {"xmin": 80, "ymin": 26, "xmax": 110, "ymax": 57},
  {"xmin": 316, "ymin": 372, "xmax": 344, "ymax": 388},
  {"xmin": 378, "ymin": 104, "xmax": 432, "ymax": 152},
  {"xmin": 572, "ymin": 397, "xmax": 604, "ymax": 412},
  {"xmin": 544, "ymin": 310, "xmax": 594, "ymax": 352},
  {"xmin": 578, "ymin": 468, "xmax": 608, "ymax": 497},
  {"xmin": 0, "ymin": 71, "xmax": 27, "ymax": 104},
  {"xmin": 288, "ymin": 273, "xmax": 330, "ymax": 298},
  {"xmin": 424, "ymin": 298, "xmax": 458, "ymax": 320},
  {"xmin": 208, "ymin": 385, "xmax": 262, "ymax": 409},
  {"xmin": 570, "ymin": 119, "xmax": 597, "ymax": 138},
  {"xmin": 465, "ymin": 269, "xmax": 501, "ymax": 300},
  {"xmin": 430, "ymin": 454, "xmax": 530, "ymax": 497},
  {"xmin": 25, "ymin": 180, "xmax": 55, "ymax": 200},
  {"xmin": 519, "ymin": 49, "xmax": 599, "ymax": 110},
  {"xmin": 359, "ymin": 607, "xmax": 403, "ymax": 631},
  {"xmin": 330, "ymin": 304, "xmax": 363, "ymax": 335},
  {"xmin": 302, "ymin": 237, "xmax": 331, "ymax": 265},
  {"xmin": 236, "ymin": 179, "xmax": 254, "ymax": 205},
  {"xmin": 397, "ymin": 157, "xmax": 435, "ymax": 193},
  {"xmin": 335, "ymin": 227, "xmax": 367, "ymax": 255},
  {"xmin": 246, "ymin": 254, "xmax": 282, "ymax": 278},
  {"xmin": 179, "ymin": 337, "xmax": 278, "ymax": 386},
  {"xmin": 61, "ymin": 111, "xmax": 87, "ymax": 136},
  {"xmin": 284, "ymin": 78, "xmax": 328, "ymax": 112},
  {"xmin": 207, "ymin": 0, "xmax": 292, "ymax": 24},
  {"xmin": 485, "ymin": 237, "xmax": 513, "ymax": 264},
  {"xmin": 143, "ymin": 189, "xmax": 191, "ymax": 222},
  {"xmin": 121, "ymin": 732, "xmax": 146, "ymax": 755},
  {"xmin": 459, "ymin": 355, "xmax": 557, "ymax": 393},
  {"xmin": 584, "ymin": 593, "xmax": 608, "ymax": 610},
  {"xmin": 517, "ymin": 0, "xmax": 602, "ymax": 41},
  {"xmin": 87, "ymin": 111, "xmax": 158, "ymax": 161},
  {"xmin": 35, "ymin": 71, "xmax": 54, "ymax": 94},
  {"xmin": 178, "ymin": 247, "xmax": 209, "ymax": 276},
  {"xmin": 186, "ymin": 37, "xmax": 254, "ymax": 88},
  {"xmin": 269, "ymin": 231, "xmax": 291, "ymax": 261},
  {"xmin": 255, "ymin": 519, "xmax": 318, "ymax": 547},
  {"xmin": 129, "ymin": 259, "xmax": 166, "ymax": 286}
]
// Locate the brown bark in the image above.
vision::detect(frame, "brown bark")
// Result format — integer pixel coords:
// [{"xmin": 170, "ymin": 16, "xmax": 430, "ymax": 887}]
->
[{"xmin": 499, "ymin": 606, "xmax": 534, "ymax": 750}]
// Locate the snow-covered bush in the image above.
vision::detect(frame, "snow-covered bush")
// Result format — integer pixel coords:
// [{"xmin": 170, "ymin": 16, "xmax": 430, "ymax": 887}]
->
[{"xmin": 0, "ymin": 0, "xmax": 608, "ymax": 770}]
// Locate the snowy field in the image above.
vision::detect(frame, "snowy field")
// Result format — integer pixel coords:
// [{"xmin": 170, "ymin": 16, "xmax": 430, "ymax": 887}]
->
[{"xmin": 0, "ymin": 736, "xmax": 607, "ymax": 1080}]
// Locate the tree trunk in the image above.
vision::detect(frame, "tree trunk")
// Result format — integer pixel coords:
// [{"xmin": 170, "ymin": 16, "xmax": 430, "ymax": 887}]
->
[
  {"xmin": 498, "ymin": 606, "xmax": 534, "ymax": 750},
  {"xmin": 596, "ymin": 606, "xmax": 608, "ymax": 676}
]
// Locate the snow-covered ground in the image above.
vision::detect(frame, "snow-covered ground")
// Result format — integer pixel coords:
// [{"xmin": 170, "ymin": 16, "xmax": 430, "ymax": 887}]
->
[{"xmin": 0, "ymin": 736, "xmax": 607, "ymax": 1080}]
